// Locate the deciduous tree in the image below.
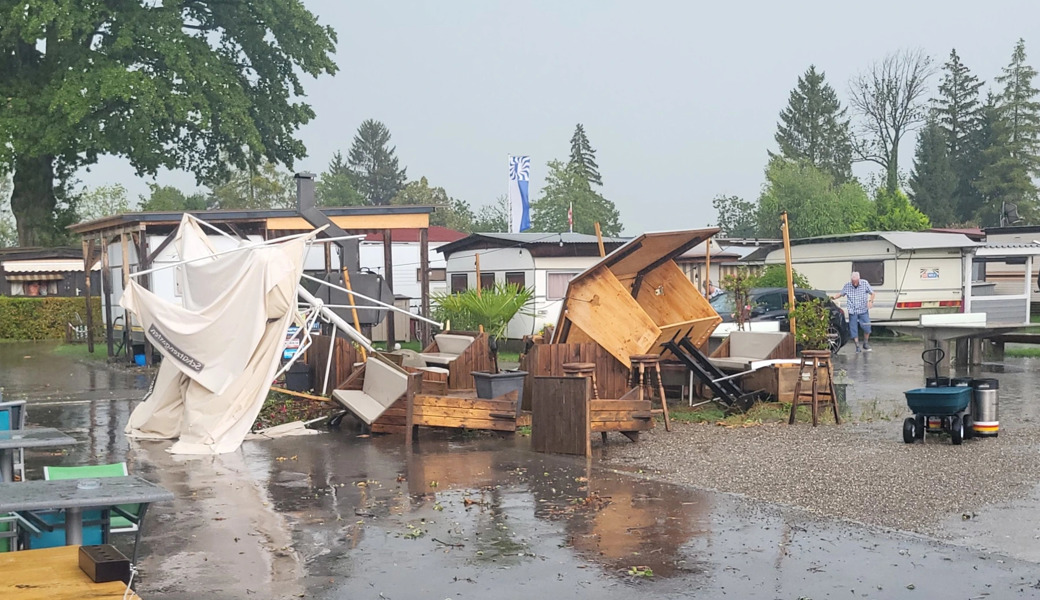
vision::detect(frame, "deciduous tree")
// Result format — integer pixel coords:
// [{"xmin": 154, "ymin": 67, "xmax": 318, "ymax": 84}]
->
[
  {"xmin": 76, "ymin": 184, "xmax": 132, "ymax": 222},
  {"xmin": 139, "ymin": 185, "xmax": 209, "ymax": 212},
  {"xmin": 0, "ymin": 1, "xmax": 337, "ymax": 245},
  {"xmin": 869, "ymin": 188, "xmax": 931, "ymax": 231},
  {"xmin": 712, "ymin": 195, "xmax": 758, "ymax": 238},
  {"xmin": 756, "ymin": 158, "xmax": 872, "ymax": 238},
  {"xmin": 316, "ymin": 151, "xmax": 365, "ymax": 207},
  {"xmin": 772, "ymin": 66, "xmax": 854, "ymax": 183},
  {"xmin": 209, "ymin": 163, "xmax": 295, "ymax": 210},
  {"xmin": 347, "ymin": 120, "xmax": 407, "ymax": 206},
  {"xmin": 392, "ymin": 177, "xmax": 474, "ymax": 231},
  {"xmin": 473, "ymin": 196, "xmax": 509, "ymax": 233},
  {"xmin": 850, "ymin": 49, "xmax": 936, "ymax": 194},
  {"xmin": 530, "ymin": 161, "xmax": 622, "ymax": 236}
]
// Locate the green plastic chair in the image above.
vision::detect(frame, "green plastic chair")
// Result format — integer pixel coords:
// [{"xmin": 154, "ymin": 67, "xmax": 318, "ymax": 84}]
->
[
  {"xmin": 43, "ymin": 462, "xmax": 150, "ymax": 563},
  {"xmin": 0, "ymin": 513, "xmax": 17, "ymax": 553}
]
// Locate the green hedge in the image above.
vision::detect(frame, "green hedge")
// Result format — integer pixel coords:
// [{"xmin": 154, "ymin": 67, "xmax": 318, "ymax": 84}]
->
[{"xmin": 0, "ymin": 297, "xmax": 103, "ymax": 340}]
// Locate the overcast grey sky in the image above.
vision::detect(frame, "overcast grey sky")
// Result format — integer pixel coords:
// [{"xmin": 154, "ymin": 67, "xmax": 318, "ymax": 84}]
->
[{"xmin": 81, "ymin": 0, "xmax": 1037, "ymax": 234}]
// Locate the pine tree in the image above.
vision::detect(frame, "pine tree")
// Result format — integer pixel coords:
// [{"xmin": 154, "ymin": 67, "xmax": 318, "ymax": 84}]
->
[
  {"xmin": 932, "ymin": 49, "xmax": 985, "ymax": 221},
  {"xmin": 347, "ymin": 119, "xmax": 408, "ymax": 205},
  {"xmin": 772, "ymin": 66, "xmax": 854, "ymax": 183},
  {"xmin": 976, "ymin": 40, "xmax": 1040, "ymax": 224},
  {"xmin": 908, "ymin": 119, "xmax": 958, "ymax": 226},
  {"xmin": 568, "ymin": 124, "xmax": 603, "ymax": 187}
]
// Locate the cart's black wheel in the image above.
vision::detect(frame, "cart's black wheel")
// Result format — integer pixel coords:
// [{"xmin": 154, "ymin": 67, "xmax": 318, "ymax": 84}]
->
[
  {"xmin": 915, "ymin": 415, "xmax": 925, "ymax": 439},
  {"xmin": 951, "ymin": 416, "xmax": 964, "ymax": 445},
  {"xmin": 903, "ymin": 417, "xmax": 917, "ymax": 444},
  {"xmin": 963, "ymin": 413, "xmax": 975, "ymax": 439}
]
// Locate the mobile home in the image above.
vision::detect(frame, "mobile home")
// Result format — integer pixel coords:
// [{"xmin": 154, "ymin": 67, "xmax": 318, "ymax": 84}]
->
[
  {"xmin": 755, "ymin": 232, "xmax": 979, "ymax": 322},
  {"xmin": 438, "ymin": 232, "xmax": 628, "ymax": 339}
]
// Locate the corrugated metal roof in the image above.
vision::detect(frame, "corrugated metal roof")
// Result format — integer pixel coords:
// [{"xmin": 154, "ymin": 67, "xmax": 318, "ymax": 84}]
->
[
  {"xmin": 878, "ymin": 231, "xmax": 980, "ymax": 250},
  {"xmin": 469, "ymin": 232, "xmax": 628, "ymax": 244},
  {"xmin": 976, "ymin": 243, "xmax": 1040, "ymax": 256}
]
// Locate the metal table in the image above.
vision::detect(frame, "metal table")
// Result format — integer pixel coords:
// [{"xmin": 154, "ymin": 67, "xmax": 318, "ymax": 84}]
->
[
  {"xmin": 0, "ymin": 476, "xmax": 174, "ymax": 545},
  {"xmin": 0, "ymin": 428, "xmax": 77, "ymax": 482}
]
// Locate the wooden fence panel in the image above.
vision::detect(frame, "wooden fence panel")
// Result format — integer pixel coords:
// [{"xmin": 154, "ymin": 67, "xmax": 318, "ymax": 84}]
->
[
  {"xmin": 531, "ymin": 376, "xmax": 590, "ymax": 456},
  {"xmin": 307, "ymin": 334, "xmax": 359, "ymax": 392},
  {"xmin": 519, "ymin": 343, "xmax": 631, "ymax": 410}
]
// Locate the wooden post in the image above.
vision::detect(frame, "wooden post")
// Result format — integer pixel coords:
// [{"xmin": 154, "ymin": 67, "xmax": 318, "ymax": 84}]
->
[
  {"xmin": 780, "ymin": 211, "xmax": 797, "ymax": 336},
  {"xmin": 339, "ymin": 265, "xmax": 367, "ymax": 362},
  {"xmin": 120, "ymin": 232, "xmax": 132, "ymax": 360},
  {"xmin": 81, "ymin": 239, "xmax": 95, "ymax": 353},
  {"xmin": 594, "ymin": 222, "xmax": 606, "ymax": 258},
  {"xmin": 136, "ymin": 231, "xmax": 154, "ymax": 366},
  {"xmin": 404, "ymin": 372, "xmax": 422, "ymax": 451},
  {"xmin": 382, "ymin": 229, "xmax": 395, "ymax": 348},
  {"xmin": 100, "ymin": 236, "xmax": 115, "ymax": 357},
  {"xmin": 704, "ymin": 235, "xmax": 712, "ymax": 296},
  {"xmin": 474, "ymin": 253, "xmax": 483, "ymax": 333},
  {"xmin": 419, "ymin": 226, "xmax": 430, "ymax": 346}
]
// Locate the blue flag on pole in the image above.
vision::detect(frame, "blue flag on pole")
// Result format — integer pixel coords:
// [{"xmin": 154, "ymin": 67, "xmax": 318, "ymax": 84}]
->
[{"xmin": 508, "ymin": 156, "xmax": 531, "ymax": 232}]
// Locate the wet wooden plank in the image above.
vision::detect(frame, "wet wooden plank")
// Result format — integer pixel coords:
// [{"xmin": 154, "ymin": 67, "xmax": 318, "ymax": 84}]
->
[{"xmin": 531, "ymin": 376, "xmax": 590, "ymax": 456}]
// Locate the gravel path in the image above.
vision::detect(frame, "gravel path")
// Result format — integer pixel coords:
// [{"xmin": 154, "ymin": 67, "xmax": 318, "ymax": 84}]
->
[{"xmin": 605, "ymin": 420, "xmax": 1040, "ymax": 534}]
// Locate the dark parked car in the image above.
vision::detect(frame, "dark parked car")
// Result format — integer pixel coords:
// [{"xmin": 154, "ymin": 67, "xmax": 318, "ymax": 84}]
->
[{"xmin": 709, "ymin": 287, "xmax": 850, "ymax": 353}]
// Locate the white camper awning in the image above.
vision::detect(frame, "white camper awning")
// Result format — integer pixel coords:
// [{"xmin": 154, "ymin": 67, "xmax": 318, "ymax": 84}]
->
[{"xmin": 1, "ymin": 259, "xmax": 100, "ymax": 273}]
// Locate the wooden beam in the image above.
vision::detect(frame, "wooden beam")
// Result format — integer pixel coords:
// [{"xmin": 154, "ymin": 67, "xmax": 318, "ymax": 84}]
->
[
  {"xmin": 266, "ymin": 213, "xmax": 430, "ymax": 231},
  {"xmin": 405, "ymin": 372, "xmax": 422, "ymax": 450},
  {"xmin": 100, "ymin": 236, "xmax": 114, "ymax": 357},
  {"xmin": 144, "ymin": 228, "xmax": 177, "ymax": 265},
  {"xmin": 269, "ymin": 387, "xmax": 332, "ymax": 402}
]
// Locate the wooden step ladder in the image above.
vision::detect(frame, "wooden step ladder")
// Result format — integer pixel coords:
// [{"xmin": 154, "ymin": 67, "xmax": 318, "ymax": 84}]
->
[{"xmin": 788, "ymin": 350, "xmax": 841, "ymax": 427}]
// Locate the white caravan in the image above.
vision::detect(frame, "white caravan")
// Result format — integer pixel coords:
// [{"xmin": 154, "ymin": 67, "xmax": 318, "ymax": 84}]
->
[{"xmin": 756, "ymin": 232, "xmax": 979, "ymax": 322}]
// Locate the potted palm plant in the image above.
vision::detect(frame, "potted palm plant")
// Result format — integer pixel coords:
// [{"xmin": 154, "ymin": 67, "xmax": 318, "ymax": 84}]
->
[{"xmin": 433, "ymin": 282, "xmax": 534, "ymax": 401}]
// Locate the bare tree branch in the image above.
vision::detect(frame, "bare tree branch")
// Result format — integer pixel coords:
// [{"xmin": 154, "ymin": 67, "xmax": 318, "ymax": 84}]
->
[{"xmin": 849, "ymin": 48, "xmax": 936, "ymax": 192}]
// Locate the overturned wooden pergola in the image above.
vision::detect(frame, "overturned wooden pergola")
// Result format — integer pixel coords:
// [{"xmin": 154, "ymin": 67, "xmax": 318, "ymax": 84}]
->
[{"xmin": 552, "ymin": 229, "xmax": 723, "ymax": 367}]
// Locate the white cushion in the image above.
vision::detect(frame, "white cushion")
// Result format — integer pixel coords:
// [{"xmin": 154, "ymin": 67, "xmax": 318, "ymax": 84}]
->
[
  {"xmin": 728, "ymin": 332, "xmax": 788, "ymax": 359},
  {"xmin": 332, "ymin": 358, "xmax": 409, "ymax": 425},
  {"xmin": 418, "ymin": 352, "xmax": 459, "ymax": 365},
  {"xmin": 435, "ymin": 333, "xmax": 475, "ymax": 355}
]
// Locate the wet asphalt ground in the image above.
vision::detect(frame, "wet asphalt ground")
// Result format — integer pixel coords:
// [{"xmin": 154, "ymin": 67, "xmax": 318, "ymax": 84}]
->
[{"xmin": 4, "ymin": 340, "xmax": 1040, "ymax": 599}]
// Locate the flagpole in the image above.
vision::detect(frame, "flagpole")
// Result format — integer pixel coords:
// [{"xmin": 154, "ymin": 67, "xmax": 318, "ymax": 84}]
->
[{"xmin": 507, "ymin": 155, "xmax": 513, "ymax": 233}]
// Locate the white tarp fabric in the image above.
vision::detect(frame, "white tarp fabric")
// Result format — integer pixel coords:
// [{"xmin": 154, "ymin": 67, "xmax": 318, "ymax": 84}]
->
[{"xmin": 123, "ymin": 215, "xmax": 311, "ymax": 454}]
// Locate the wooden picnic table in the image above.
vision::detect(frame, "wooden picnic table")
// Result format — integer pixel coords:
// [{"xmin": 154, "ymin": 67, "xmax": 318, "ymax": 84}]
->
[
  {"xmin": 0, "ymin": 428, "xmax": 77, "ymax": 482},
  {"xmin": 0, "ymin": 476, "xmax": 174, "ymax": 545},
  {"xmin": 0, "ymin": 545, "xmax": 142, "ymax": 599}
]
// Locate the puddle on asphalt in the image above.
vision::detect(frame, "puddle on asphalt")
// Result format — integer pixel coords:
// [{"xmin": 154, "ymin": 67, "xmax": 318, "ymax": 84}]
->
[{"xmin": 7, "ymin": 341, "xmax": 1040, "ymax": 598}]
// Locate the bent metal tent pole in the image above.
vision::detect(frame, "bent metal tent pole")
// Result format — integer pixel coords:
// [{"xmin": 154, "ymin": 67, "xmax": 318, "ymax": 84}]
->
[
  {"xmin": 129, "ymin": 228, "xmax": 327, "ymax": 279},
  {"xmin": 185, "ymin": 214, "xmax": 365, "ymax": 246},
  {"xmin": 297, "ymin": 285, "xmax": 376, "ymax": 353},
  {"xmin": 301, "ymin": 273, "xmax": 442, "ymax": 328}
]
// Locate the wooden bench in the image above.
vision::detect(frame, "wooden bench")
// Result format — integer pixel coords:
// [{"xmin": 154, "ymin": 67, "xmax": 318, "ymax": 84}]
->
[
  {"xmin": 372, "ymin": 390, "xmax": 520, "ymax": 434},
  {"xmin": 332, "ymin": 357, "xmax": 409, "ymax": 425}
]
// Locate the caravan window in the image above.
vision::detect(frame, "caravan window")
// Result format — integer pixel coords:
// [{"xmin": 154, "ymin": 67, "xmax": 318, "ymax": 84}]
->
[
  {"xmin": 450, "ymin": 273, "xmax": 467, "ymax": 293},
  {"xmin": 547, "ymin": 272, "xmax": 580, "ymax": 300},
  {"xmin": 852, "ymin": 261, "xmax": 885, "ymax": 286},
  {"xmin": 479, "ymin": 272, "xmax": 496, "ymax": 290}
]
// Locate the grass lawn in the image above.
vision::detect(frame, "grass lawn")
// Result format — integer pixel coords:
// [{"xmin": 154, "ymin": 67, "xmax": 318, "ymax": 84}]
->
[
  {"xmin": 51, "ymin": 342, "xmax": 108, "ymax": 362},
  {"xmin": 664, "ymin": 401, "xmax": 842, "ymax": 427}
]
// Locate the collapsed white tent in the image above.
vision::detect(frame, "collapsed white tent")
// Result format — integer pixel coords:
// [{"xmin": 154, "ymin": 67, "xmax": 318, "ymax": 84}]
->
[{"xmin": 123, "ymin": 215, "xmax": 314, "ymax": 454}]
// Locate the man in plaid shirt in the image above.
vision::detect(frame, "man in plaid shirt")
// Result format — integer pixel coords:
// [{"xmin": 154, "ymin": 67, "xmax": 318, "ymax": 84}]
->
[{"xmin": 831, "ymin": 271, "xmax": 876, "ymax": 353}]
